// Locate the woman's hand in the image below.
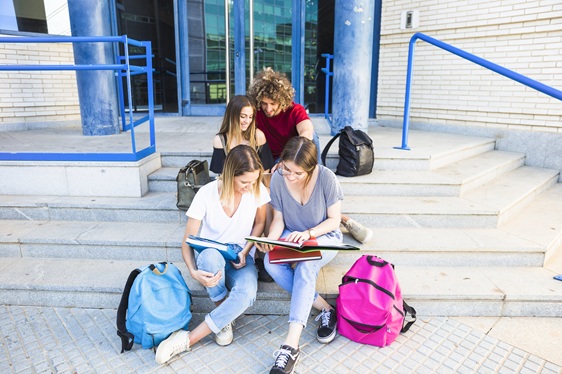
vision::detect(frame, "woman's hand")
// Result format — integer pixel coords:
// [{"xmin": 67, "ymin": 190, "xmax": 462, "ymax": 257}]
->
[
  {"xmin": 231, "ymin": 252, "xmax": 247, "ymax": 269},
  {"xmin": 256, "ymin": 242, "xmax": 275, "ymax": 253},
  {"xmin": 192, "ymin": 269, "xmax": 222, "ymax": 288},
  {"xmin": 285, "ymin": 230, "xmax": 310, "ymax": 243}
]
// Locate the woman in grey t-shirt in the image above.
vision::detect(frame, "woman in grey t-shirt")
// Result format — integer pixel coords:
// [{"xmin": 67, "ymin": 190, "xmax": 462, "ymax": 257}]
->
[{"xmin": 257, "ymin": 137, "xmax": 343, "ymax": 374}]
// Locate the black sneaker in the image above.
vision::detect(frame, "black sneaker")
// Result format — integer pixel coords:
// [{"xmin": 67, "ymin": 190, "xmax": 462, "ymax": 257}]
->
[
  {"xmin": 270, "ymin": 345, "xmax": 300, "ymax": 374},
  {"xmin": 255, "ymin": 257, "xmax": 274, "ymax": 282},
  {"xmin": 315, "ymin": 307, "xmax": 337, "ymax": 343}
]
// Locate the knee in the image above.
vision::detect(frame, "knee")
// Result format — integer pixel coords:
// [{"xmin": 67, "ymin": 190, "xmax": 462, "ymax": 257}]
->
[
  {"xmin": 196, "ymin": 248, "xmax": 225, "ymax": 271},
  {"xmin": 295, "ymin": 263, "xmax": 319, "ymax": 283},
  {"xmin": 232, "ymin": 279, "xmax": 257, "ymax": 308}
]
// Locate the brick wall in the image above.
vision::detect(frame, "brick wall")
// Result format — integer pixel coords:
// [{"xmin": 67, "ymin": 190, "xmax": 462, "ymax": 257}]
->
[
  {"xmin": 377, "ymin": 0, "xmax": 562, "ymax": 133},
  {"xmin": 0, "ymin": 36, "xmax": 80, "ymax": 126}
]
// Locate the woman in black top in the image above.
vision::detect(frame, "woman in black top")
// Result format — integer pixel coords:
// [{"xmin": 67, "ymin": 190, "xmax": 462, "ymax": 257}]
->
[{"xmin": 210, "ymin": 95, "xmax": 274, "ymax": 175}]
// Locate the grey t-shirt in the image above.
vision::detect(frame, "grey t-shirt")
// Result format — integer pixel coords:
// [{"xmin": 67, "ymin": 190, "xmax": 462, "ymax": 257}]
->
[{"xmin": 270, "ymin": 165, "xmax": 344, "ymax": 233}]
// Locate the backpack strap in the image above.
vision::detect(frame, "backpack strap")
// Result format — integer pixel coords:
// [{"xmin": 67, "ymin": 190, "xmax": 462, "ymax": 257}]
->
[
  {"xmin": 320, "ymin": 131, "xmax": 341, "ymax": 166},
  {"xmin": 116, "ymin": 268, "xmax": 141, "ymax": 353},
  {"xmin": 183, "ymin": 161, "xmax": 208, "ymax": 189},
  {"xmin": 401, "ymin": 301, "xmax": 417, "ymax": 333}
]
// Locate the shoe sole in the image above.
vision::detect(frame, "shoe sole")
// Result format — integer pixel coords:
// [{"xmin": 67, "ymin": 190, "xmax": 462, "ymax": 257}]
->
[
  {"xmin": 215, "ymin": 337, "xmax": 233, "ymax": 346},
  {"xmin": 155, "ymin": 334, "xmax": 179, "ymax": 364},
  {"xmin": 317, "ymin": 324, "xmax": 337, "ymax": 344}
]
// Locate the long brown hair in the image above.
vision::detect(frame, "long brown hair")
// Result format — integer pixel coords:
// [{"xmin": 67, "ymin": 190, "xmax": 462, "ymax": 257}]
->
[
  {"xmin": 279, "ymin": 136, "xmax": 317, "ymax": 187},
  {"xmin": 217, "ymin": 95, "xmax": 257, "ymax": 153},
  {"xmin": 219, "ymin": 144, "xmax": 263, "ymax": 209}
]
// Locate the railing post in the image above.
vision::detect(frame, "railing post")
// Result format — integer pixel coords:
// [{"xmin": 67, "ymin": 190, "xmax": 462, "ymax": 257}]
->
[
  {"xmin": 321, "ymin": 53, "xmax": 333, "ymax": 125},
  {"xmin": 395, "ymin": 34, "xmax": 419, "ymax": 151}
]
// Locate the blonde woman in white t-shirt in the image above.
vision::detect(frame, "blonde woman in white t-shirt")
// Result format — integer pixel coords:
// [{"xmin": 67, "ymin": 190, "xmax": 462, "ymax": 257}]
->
[{"xmin": 155, "ymin": 145, "xmax": 270, "ymax": 365}]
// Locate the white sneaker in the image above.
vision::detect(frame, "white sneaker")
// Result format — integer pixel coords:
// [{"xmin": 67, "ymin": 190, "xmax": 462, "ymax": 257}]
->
[
  {"xmin": 215, "ymin": 322, "xmax": 234, "ymax": 346},
  {"xmin": 155, "ymin": 330, "xmax": 190, "ymax": 365},
  {"xmin": 343, "ymin": 219, "xmax": 373, "ymax": 244}
]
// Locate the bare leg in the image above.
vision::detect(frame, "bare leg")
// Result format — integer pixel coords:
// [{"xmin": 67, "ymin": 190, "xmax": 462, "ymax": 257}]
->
[
  {"xmin": 188, "ymin": 298, "xmax": 224, "ymax": 346},
  {"xmin": 312, "ymin": 294, "xmax": 333, "ymax": 311},
  {"xmin": 284, "ymin": 322, "xmax": 304, "ymax": 349}
]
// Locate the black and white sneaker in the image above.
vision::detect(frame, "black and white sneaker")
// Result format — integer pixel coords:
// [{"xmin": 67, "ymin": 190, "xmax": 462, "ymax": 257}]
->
[
  {"xmin": 270, "ymin": 345, "xmax": 300, "ymax": 374},
  {"xmin": 315, "ymin": 307, "xmax": 337, "ymax": 343}
]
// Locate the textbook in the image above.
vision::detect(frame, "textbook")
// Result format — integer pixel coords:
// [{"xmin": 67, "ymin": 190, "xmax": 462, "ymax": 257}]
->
[
  {"xmin": 268, "ymin": 247, "xmax": 322, "ymax": 264},
  {"xmin": 245, "ymin": 236, "xmax": 360, "ymax": 252},
  {"xmin": 186, "ymin": 235, "xmax": 239, "ymax": 261}
]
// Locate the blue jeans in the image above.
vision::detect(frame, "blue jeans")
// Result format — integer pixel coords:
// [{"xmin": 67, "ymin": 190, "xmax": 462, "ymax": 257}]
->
[
  {"xmin": 196, "ymin": 248, "xmax": 258, "ymax": 334},
  {"xmin": 263, "ymin": 229, "xmax": 342, "ymax": 327}
]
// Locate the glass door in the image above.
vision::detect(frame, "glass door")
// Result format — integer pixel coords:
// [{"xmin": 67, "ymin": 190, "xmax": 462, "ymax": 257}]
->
[
  {"xmin": 116, "ymin": 0, "xmax": 178, "ymax": 113},
  {"xmin": 181, "ymin": 0, "xmax": 329, "ymax": 115}
]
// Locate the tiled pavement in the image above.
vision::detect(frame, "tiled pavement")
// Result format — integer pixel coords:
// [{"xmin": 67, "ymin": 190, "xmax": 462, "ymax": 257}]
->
[{"xmin": 1, "ymin": 305, "xmax": 561, "ymax": 374}]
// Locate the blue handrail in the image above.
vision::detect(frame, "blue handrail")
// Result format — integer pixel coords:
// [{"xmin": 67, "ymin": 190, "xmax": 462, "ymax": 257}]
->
[
  {"xmin": 321, "ymin": 53, "xmax": 334, "ymax": 125},
  {"xmin": 396, "ymin": 33, "xmax": 562, "ymax": 150},
  {"xmin": 0, "ymin": 35, "xmax": 155, "ymax": 162}
]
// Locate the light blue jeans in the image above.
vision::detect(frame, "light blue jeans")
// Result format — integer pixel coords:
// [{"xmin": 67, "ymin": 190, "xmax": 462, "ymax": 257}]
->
[
  {"xmin": 264, "ymin": 229, "xmax": 342, "ymax": 327},
  {"xmin": 196, "ymin": 248, "xmax": 258, "ymax": 334}
]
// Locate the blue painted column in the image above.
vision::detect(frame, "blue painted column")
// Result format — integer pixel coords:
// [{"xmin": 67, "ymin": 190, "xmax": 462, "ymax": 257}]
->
[
  {"xmin": 331, "ymin": 0, "xmax": 375, "ymax": 135},
  {"xmin": 233, "ymin": 0, "xmax": 246, "ymax": 95},
  {"xmin": 68, "ymin": 0, "xmax": 119, "ymax": 136}
]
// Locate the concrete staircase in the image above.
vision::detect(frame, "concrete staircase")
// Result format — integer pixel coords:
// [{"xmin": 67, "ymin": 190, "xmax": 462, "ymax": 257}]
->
[{"xmin": 1, "ymin": 125, "xmax": 561, "ymax": 317}]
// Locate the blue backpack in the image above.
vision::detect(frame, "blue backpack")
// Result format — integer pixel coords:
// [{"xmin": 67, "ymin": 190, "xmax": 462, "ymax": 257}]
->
[{"xmin": 117, "ymin": 262, "xmax": 192, "ymax": 352}]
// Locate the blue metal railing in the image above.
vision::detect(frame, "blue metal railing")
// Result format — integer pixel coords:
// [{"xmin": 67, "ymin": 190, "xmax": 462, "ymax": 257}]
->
[
  {"xmin": 0, "ymin": 35, "xmax": 155, "ymax": 162},
  {"xmin": 397, "ymin": 33, "xmax": 562, "ymax": 150},
  {"xmin": 321, "ymin": 53, "xmax": 334, "ymax": 124}
]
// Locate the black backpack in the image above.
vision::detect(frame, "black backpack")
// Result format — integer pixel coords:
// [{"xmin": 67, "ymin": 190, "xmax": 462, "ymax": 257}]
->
[{"xmin": 321, "ymin": 126, "xmax": 374, "ymax": 177}]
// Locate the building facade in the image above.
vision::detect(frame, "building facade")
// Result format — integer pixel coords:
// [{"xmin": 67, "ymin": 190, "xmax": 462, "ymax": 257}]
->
[{"xmin": 0, "ymin": 0, "xmax": 560, "ymax": 137}]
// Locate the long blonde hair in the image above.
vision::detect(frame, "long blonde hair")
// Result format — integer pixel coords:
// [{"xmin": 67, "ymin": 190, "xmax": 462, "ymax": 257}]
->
[
  {"xmin": 217, "ymin": 95, "xmax": 258, "ymax": 153},
  {"xmin": 219, "ymin": 144, "xmax": 263, "ymax": 209}
]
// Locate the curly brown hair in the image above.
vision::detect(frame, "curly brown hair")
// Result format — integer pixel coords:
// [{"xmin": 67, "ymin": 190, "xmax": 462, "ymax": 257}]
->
[{"xmin": 247, "ymin": 67, "xmax": 295, "ymax": 113}]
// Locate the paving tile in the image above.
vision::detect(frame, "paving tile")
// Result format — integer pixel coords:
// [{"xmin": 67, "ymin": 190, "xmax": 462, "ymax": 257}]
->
[{"xmin": 1, "ymin": 305, "xmax": 561, "ymax": 373}]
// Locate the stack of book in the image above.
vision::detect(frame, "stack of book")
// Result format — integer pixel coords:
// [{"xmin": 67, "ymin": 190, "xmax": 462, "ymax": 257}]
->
[{"xmin": 245, "ymin": 236, "xmax": 360, "ymax": 264}]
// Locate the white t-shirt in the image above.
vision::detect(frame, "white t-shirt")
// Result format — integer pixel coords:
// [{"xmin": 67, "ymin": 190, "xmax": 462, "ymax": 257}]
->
[{"xmin": 187, "ymin": 180, "xmax": 270, "ymax": 254}]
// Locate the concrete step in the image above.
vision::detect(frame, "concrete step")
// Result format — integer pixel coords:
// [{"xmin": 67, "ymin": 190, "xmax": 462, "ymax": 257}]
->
[
  {"xmin": 0, "ymin": 221, "xmax": 546, "ymax": 267},
  {"xmin": 344, "ymin": 167, "xmax": 559, "ymax": 228},
  {"xmin": 0, "ymin": 192, "xmax": 184, "ymax": 223},
  {"xmin": 150, "ymin": 150, "xmax": 526, "ymax": 197},
  {"xmin": 158, "ymin": 126, "xmax": 497, "ymax": 170},
  {"xmin": 463, "ymin": 166, "xmax": 559, "ymax": 226},
  {"xmin": 3, "ymin": 169, "xmax": 557, "ymax": 228},
  {"xmin": 1, "ymin": 257, "xmax": 560, "ymax": 317}
]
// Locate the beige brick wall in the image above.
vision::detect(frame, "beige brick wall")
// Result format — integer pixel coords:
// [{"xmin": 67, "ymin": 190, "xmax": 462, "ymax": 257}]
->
[
  {"xmin": 0, "ymin": 36, "xmax": 80, "ymax": 126},
  {"xmin": 377, "ymin": 0, "xmax": 562, "ymax": 133}
]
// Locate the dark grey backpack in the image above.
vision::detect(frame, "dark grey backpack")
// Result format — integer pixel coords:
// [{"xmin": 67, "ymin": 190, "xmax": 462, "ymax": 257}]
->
[
  {"xmin": 176, "ymin": 160, "xmax": 210, "ymax": 210},
  {"xmin": 321, "ymin": 126, "xmax": 374, "ymax": 177}
]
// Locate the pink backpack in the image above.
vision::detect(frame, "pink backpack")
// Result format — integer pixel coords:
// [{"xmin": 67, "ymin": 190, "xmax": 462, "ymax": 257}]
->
[{"xmin": 336, "ymin": 255, "xmax": 416, "ymax": 347}]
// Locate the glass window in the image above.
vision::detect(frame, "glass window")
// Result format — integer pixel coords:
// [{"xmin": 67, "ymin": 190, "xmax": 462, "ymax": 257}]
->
[{"xmin": 0, "ymin": 0, "xmax": 71, "ymax": 35}]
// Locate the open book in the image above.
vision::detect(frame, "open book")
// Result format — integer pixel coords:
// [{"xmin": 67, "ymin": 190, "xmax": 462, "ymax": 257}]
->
[
  {"xmin": 186, "ymin": 235, "xmax": 239, "ymax": 261},
  {"xmin": 246, "ymin": 236, "xmax": 360, "ymax": 252}
]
